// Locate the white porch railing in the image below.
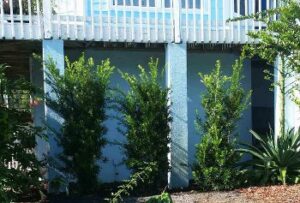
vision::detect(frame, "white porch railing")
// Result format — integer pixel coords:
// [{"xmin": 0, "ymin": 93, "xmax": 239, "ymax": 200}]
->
[{"xmin": 0, "ymin": 0, "xmax": 278, "ymax": 43}]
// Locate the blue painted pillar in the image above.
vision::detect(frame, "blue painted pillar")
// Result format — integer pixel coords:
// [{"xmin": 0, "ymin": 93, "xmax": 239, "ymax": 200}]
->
[
  {"xmin": 42, "ymin": 40, "xmax": 64, "ymax": 180},
  {"xmin": 30, "ymin": 57, "xmax": 46, "ymax": 162},
  {"xmin": 165, "ymin": 43, "xmax": 189, "ymax": 188}
]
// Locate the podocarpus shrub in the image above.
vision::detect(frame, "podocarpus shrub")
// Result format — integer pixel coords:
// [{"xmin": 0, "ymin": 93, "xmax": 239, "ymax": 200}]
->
[
  {"xmin": 193, "ymin": 57, "xmax": 251, "ymax": 191},
  {"xmin": 45, "ymin": 55, "xmax": 114, "ymax": 194},
  {"xmin": 0, "ymin": 64, "xmax": 43, "ymax": 202},
  {"xmin": 117, "ymin": 58, "xmax": 171, "ymax": 192}
]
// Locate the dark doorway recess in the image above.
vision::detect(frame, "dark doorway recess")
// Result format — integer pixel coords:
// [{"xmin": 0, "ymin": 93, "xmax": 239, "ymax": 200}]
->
[{"xmin": 251, "ymin": 57, "xmax": 274, "ymax": 146}]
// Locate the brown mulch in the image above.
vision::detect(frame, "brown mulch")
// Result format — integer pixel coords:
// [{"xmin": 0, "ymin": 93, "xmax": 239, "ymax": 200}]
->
[
  {"xmin": 128, "ymin": 184, "xmax": 300, "ymax": 203},
  {"xmin": 237, "ymin": 184, "xmax": 300, "ymax": 203}
]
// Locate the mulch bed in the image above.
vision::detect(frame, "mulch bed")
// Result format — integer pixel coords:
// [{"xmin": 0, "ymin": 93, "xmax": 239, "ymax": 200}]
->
[
  {"xmin": 18, "ymin": 184, "xmax": 300, "ymax": 202},
  {"xmin": 131, "ymin": 184, "xmax": 300, "ymax": 203},
  {"xmin": 238, "ymin": 184, "xmax": 300, "ymax": 203}
]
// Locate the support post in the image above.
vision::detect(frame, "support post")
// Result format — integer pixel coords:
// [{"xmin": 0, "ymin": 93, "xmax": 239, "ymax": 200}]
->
[
  {"xmin": 30, "ymin": 56, "xmax": 46, "ymax": 162},
  {"xmin": 285, "ymin": 75, "xmax": 300, "ymax": 130},
  {"xmin": 166, "ymin": 43, "xmax": 189, "ymax": 188},
  {"xmin": 274, "ymin": 56, "xmax": 283, "ymax": 139},
  {"xmin": 42, "ymin": 40, "xmax": 64, "ymax": 181},
  {"xmin": 274, "ymin": 56, "xmax": 300, "ymax": 139}
]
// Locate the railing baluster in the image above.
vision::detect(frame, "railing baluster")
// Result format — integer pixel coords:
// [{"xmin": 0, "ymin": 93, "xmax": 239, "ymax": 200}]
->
[
  {"xmin": 28, "ymin": 0, "xmax": 32, "ymax": 38},
  {"xmin": 0, "ymin": 0, "xmax": 4, "ymax": 38},
  {"xmin": 208, "ymin": 0, "xmax": 211, "ymax": 42},
  {"xmin": 201, "ymin": 0, "xmax": 204, "ymax": 42},
  {"xmin": 252, "ymin": 0, "xmax": 255, "ymax": 34},
  {"xmin": 172, "ymin": 0, "xmax": 181, "ymax": 43},
  {"xmin": 74, "ymin": 0, "xmax": 78, "ymax": 40},
  {"xmin": 259, "ymin": 0, "xmax": 262, "ymax": 30},
  {"xmin": 58, "ymin": 5, "xmax": 61, "ymax": 38},
  {"xmin": 193, "ymin": 0, "xmax": 196, "ymax": 42},
  {"xmin": 185, "ymin": 0, "xmax": 188, "ymax": 42},
  {"xmin": 9, "ymin": 0, "xmax": 14, "ymax": 38},
  {"xmin": 123, "ymin": 0, "xmax": 126, "ymax": 41},
  {"xmin": 162, "ymin": 0, "xmax": 166, "ymax": 41},
  {"xmin": 215, "ymin": 0, "xmax": 218, "ymax": 42},
  {"xmin": 99, "ymin": 0, "xmax": 103, "ymax": 40},
  {"xmin": 139, "ymin": 0, "xmax": 142, "ymax": 41},
  {"xmin": 222, "ymin": 0, "xmax": 226, "ymax": 42},
  {"xmin": 66, "ymin": 1, "xmax": 70, "ymax": 39},
  {"xmin": 230, "ymin": 0, "xmax": 233, "ymax": 42},
  {"xmin": 36, "ymin": 0, "xmax": 41, "ymax": 39},
  {"xmin": 155, "ymin": 0, "xmax": 158, "ymax": 42},
  {"xmin": 130, "ymin": 0, "xmax": 134, "ymax": 41},
  {"xmin": 245, "ymin": 0, "xmax": 248, "ymax": 42},
  {"xmin": 108, "ymin": 0, "xmax": 111, "ymax": 40},
  {"xmin": 43, "ymin": 0, "xmax": 52, "ymax": 39},
  {"xmin": 114, "ymin": 0, "xmax": 118, "ymax": 40},
  {"xmin": 147, "ymin": 0, "xmax": 150, "ymax": 42},
  {"xmin": 18, "ymin": 0, "xmax": 24, "ymax": 38},
  {"xmin": 91, "ymin": 0, "xmax": 95, "ymax": 39},
  {"xmin": 83, "ymin": 0, "xmax": 87, "ymax": 40},
  {"xmin": 237, "ymin": 0, "xmax": 240, "ymax": 43}
]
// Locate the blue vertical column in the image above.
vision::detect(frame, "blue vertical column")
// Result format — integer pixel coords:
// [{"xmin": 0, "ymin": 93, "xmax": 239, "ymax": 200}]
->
[
  {"xmin": 165, "ymin": 43, "xmax": 189, "ymax": 188},
  {"xmin": 30, "ymin": 56, "xmax": 46, "ymax": 162},
  {"xmin": 42, "ymin": 40, "xmax": 64, "ymax": 180}
]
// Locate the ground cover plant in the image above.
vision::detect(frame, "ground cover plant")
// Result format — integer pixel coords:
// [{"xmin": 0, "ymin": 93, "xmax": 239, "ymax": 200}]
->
[
  {"xmin": 45, "ymin": 55, "xmax": 114, "ymax": 195},
  {"xmin": 116, "ymin": 58, "xmax": 171, "ymax": 192},
  {"xmin": 110, "ymin": 162, "xmax": 157, "ymax": 202},
  {"xmin": 193, "ymin": 57, "xmax": 251, "ymax": 191},
  {"xmin": 0, "ymin": 64, "xmax": 43, "ymax": 202}
]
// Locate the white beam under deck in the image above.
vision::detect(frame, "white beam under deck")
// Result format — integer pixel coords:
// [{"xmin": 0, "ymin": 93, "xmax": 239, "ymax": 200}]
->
[{"xmin": 0, "ymin": 0, "xmax": 276, "ymax": 44}]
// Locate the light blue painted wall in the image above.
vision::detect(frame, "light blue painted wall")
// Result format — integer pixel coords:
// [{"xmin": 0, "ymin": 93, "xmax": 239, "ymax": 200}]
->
[
  {"xmin": 34, "ymin": 46, "xmax": 253, "ymax": 183},
  {"xmin": 65, "ymin": 48, "xmax": 166, "ymax": 182},
  {"xmin": 187, "ymin": 52, "xmax": 252, "ymax": 177},
  {"xmin": 62, "ymin": 48, "xmax": 252, "ymax": 183}
]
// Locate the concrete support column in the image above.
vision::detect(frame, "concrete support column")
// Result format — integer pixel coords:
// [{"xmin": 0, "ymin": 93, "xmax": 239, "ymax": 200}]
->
[
  {"xmin": 42, "ymin": 40, "xmax": 64, "ymax": 180},
  {"xmin": 30, "ymin": 56, "xmax": 46, "ymax": 162},
  {"xmin": 165, "ymin": 43, "xmax": 189, "ymax": 188},
  {"xmin": 285, "ymin": 74, "xmax": 300, "ymax": 130},
  {"xmin": 274, "ymin": 57, "xmax": 282, "ymax": 138},
  {"xmin": 274, "ymin": 57, "xmax": 300, "ymax": 138}
]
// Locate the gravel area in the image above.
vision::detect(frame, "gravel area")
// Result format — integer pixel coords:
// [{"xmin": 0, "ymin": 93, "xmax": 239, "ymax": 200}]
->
[{"xmin": 127, "ymin": 184, "xmax": 300, "ymax": 203}]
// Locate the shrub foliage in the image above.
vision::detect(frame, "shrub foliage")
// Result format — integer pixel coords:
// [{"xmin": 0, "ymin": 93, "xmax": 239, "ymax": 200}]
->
[
  {"xmin": 0, "ymin": 64, "xmax": 43, "ymax": 202},
  {"xmin": 117, "ymin": 58, "xmax": 171, "ymax": 190},
  {"xmin": 45, "ymin": 55, "xmax": 114, "ymax": 194},
  {"xmin": 193, "ymin": 58, "xmax": 251, "ymax": 191}
]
